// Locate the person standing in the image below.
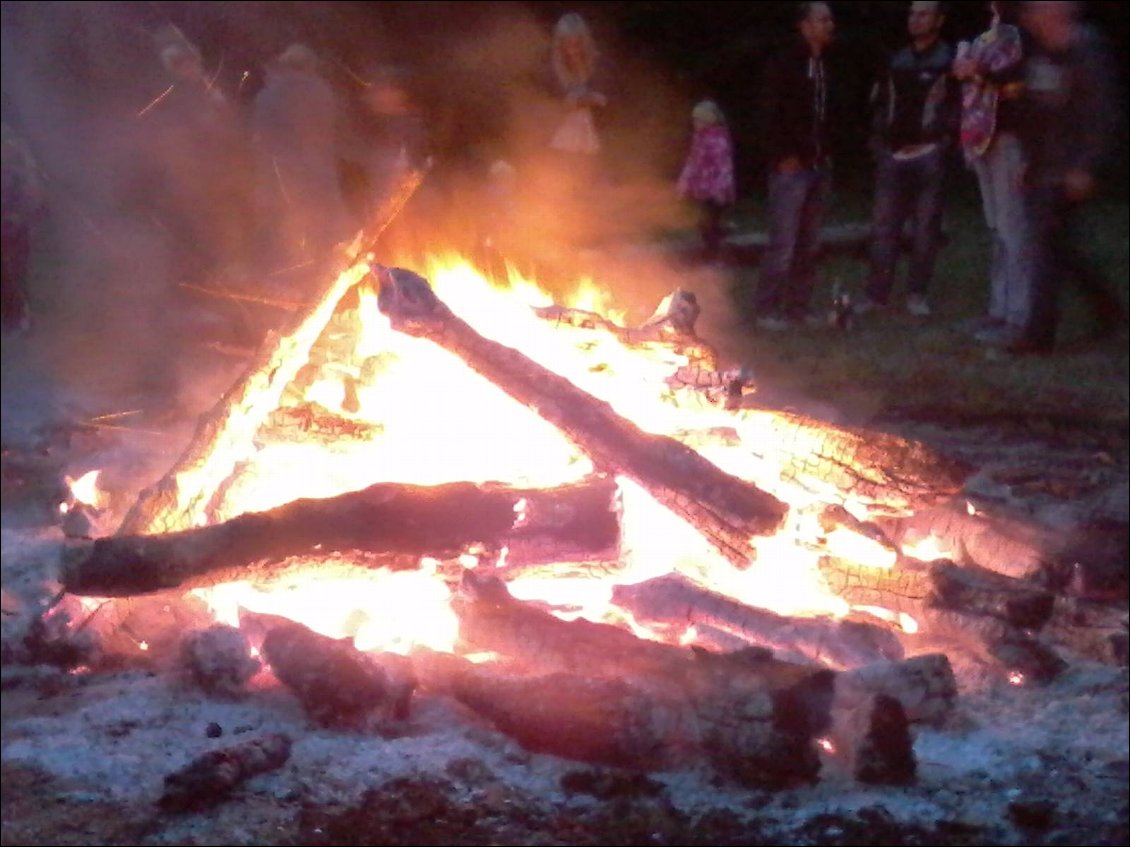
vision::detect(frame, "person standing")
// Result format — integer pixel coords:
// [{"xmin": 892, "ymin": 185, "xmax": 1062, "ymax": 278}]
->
[
  {"xmin": 250, "ymin": 43, "xmax": 351, "ymax": 289},
  {"xmin": 1004, "ymin": 0, "xmax": 1125, "ymax": 354},
  {"xmin": 1, "ymin": 121, "xmax": 45, "ymax": 334},
  {"xmin": 952, "ymin": 1, "xmax": 1032, "ymax": 344},
  {"xmin": 676, "ymin": 99, "xmax": 737, "ymax": 263},
  {"xmin": 142, "ymin": 27, "xmax": 252, "ymax": 287},
  {"xmin": 859, "ymin": 0, "xmax": 960, "ymax": 319},
  {"xmin": 753, "ymin": 1, "xmax": 837, "ymax": 331}
]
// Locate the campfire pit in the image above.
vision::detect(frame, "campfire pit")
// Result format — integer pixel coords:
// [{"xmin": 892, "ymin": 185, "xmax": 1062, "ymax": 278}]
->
[{"xmin": 2, "ymin": 244, "xmax": 1127, "ymax": 844}]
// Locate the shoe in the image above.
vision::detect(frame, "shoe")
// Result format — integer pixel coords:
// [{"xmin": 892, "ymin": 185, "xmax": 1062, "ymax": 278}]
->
[
  {"xmin": 755, "ymin": 315, "xmax": 791, "ymax": 332},
  {"xmin": 906, "ymin": 295, "xmax": 931, "ymax": 317}
]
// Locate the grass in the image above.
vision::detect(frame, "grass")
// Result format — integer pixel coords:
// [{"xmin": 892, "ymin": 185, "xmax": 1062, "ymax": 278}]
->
[{"xmin": 711, "ymin": 163, "xmax": 1130, "ymax": 427}]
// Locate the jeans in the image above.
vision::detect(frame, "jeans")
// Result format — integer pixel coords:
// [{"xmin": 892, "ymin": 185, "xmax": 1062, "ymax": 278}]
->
[
  {"xmin": 972, "ymin": 133, "xmax": 1031, "ymax": 327},
  {"xmin": 754, "ymin": 165, "xmax": 830, "ymax": 319},
  {"xmin": 866, "ymin": 147, "xmax": 946, "ymax": 304}
]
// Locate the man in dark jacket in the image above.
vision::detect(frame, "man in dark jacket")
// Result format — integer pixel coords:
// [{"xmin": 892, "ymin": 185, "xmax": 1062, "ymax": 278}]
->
[
  {"xmin": 1003, "ymin": 0, "xmax": 1125, "ymax": 354},
  {"xmin": 859, "ymin": 1, "xmax": 960, "ymax": 318},
  {"xmin": 753, "ymin": 1, "xmax": 837, "ymax": 331}
]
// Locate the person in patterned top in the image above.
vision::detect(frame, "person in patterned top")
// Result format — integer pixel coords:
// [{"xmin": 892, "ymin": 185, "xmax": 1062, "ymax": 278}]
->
[
  {"xmin": 952, "ymin": 1, "xmax": 1032, "ymax": 345},
  {"xmin": 677, "ymin": 99, "xmax": 737, "ymax": 261}
]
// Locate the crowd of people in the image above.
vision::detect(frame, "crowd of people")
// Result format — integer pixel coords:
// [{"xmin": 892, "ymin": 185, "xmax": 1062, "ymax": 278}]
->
[
  {"xmin": 2, "ymin": 2, "xmax": 1125, "ymax": 365},
  {"xmin": 673, "ymin": 0, "xmax": 1125, "ymax": 355}
]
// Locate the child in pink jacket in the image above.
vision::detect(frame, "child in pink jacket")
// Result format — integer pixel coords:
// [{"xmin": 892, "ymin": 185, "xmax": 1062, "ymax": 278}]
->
[{"xmin": 677, "ymin": 100, "xmax": 737, "ymax": 261}]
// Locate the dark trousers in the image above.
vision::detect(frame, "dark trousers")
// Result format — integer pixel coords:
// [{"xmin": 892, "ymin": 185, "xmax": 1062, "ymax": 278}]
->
[
  {"xmin": 755, "ymin": 165, "xmax": 830, "ymax": 319},
  {"xmin": 1023, "ymin": 184, "xmax": 1126, "ymax": 350},
  {"xmin": 1, "ymin": 219, "xmax": 31, "ymax": 330},
  {"xmin": 866, "ymin": 148, "xmax": 946, "ymax": 303}
]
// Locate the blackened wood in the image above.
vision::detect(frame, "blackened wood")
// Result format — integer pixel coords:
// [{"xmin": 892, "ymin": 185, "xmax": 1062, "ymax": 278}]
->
[
  {"xmin": 734, "ymin": 409, "xmax": 971, "ymax": 515},
  {"xmin": 63, "ymin": 475, "xmax": 620, "ymax": 596},
  {"xmin": 436, "ymin": 571, "xmax": 834, "ymax": 788},
  {"xmin": 610, "ymin": 572, "xmax": 905, "ymax": 670},
  {"xmin": 259, "ymin": 617, "xmax": 416, "ymax": 729},
  {"xmin": 373, "ymin": 266, "xmax": 788, "ymax": 567},
  {"xmin": 818, "ymin": 557, "xmax": 1065, "ymax": 682},
  {"xmin": 159, "ymin": 732, "xmax": 292, "ymax": 812},
  {"xmin": 835, "ymin": 653, "xmax": 957, "ymax": 726},
  {"xmin": 817, "ymin": 556, "xmax": 1055, "ymax": 631}
]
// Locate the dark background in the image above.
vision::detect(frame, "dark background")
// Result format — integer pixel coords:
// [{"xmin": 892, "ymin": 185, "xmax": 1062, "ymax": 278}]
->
[{"xmin": 4, "ymin": 1, "xmax": 1127, "ymax": 197}]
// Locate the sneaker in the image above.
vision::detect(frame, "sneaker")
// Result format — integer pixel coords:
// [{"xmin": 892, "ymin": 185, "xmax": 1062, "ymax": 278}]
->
[
  {"xmin": 755, "ymin": 315, "xmax": 791, "ymax": 332},
  {"xmin": 906, "ymin": 295, "xmax": 931, "ymax": 317}
]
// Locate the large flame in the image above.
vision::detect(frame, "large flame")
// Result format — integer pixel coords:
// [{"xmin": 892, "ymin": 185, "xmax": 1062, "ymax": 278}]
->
[{"xmin": 136, "ymin": 252, "xmax": 922, "ymax": 654}]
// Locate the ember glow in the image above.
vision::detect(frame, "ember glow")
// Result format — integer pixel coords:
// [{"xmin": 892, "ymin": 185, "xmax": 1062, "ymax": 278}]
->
[
  {"xmin": 114, "ymin": 251, "xmax": 943, "ymax": 655},
  {"xmin": 62, "ymin": 469, "xmax": 106, "ymax": 513}
]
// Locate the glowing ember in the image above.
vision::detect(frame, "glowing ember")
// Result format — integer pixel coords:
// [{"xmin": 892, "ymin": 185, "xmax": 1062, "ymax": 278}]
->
[{"xmin": 62, "ymin": 469, "xmax": 106, "ymax": 512}]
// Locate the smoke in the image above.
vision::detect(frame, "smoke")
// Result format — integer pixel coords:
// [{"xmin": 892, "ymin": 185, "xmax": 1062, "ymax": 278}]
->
[{"xmin": 2, "ymin": 1, "xmax": 710, "ymax": 421}]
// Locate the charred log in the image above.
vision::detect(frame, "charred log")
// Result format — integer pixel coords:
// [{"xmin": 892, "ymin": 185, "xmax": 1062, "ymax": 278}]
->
[
  {"xmin": 833, "ymin": 694, "xmax": 917, "ymax": 786},
  {"xmin": 255, "ymin": 616, "xmax": 417, "ymax": 729},
  {"xmin": 159, "ymin": 732, "xmax": 293, "ymax": 812},
  {"xmin": 818, "ymin": 556, "xmax": 1064, "ymax": 682},
  {"xmin": 437, "ymin": 571, "xmax": 835, "ymax": 787},
  {"xmin": 62, "ymin": 475, "xmax": 621, "ymax": 596},
  {"xmin": 732, "ymin": 409, "xmax": 971, "ymax": 515},
  {"xmin": 609, "ymin": 572, "xmax": 905, "ymax": 670},
  {"xmin": 373, "ymin": 266, "xmax": 788, "ymax": 567},
  {"xmin": 835, "ymin": 653, "xmax": 957, "ymax": 726}
]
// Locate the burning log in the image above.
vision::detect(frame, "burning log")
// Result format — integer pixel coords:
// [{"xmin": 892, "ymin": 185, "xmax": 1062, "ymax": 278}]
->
[
  {"xmin": 159, "ymin": 732, "xmax": 293, "ymax": 812},
  {"xmin": 818, "ymin": 557, "xmax": 1065, "ymax": 682},
  {"xmin": 414, "ymin": 647, "xmax": 830, "ymax": 790},
  {"xmin": 732, "ymin": 409, "xmax": 971, "ymax": 515},
  {"xmin": 373, "ymin": 266, "xmax": 788, "ymax": 567},
  {"xmin": 253, "ymin": 615, "xmax": 417, "ymax": 729},
  {"xmin": 609, "ymin": 572, "xmax": 906, "ymax": 670},
  {"xmin": 119, "ymin": 167, "xmax": 425, "ymax": 537},
  {"xmin": 62, "ymin": 475, "xmax": 621, "ymax": 597},
  {"xmin": 428, "ymin": 570, "xmax": 836, "ymax": 788}
]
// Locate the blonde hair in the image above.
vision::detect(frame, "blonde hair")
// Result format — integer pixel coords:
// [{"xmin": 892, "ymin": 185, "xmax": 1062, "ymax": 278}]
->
[
  {"xmin": 692, "ymin": 100, "xmax": 726, "ymax": 127},
  {"xmin": 551, "ymin": 12, "xmax": 598, "ymax": 90}
]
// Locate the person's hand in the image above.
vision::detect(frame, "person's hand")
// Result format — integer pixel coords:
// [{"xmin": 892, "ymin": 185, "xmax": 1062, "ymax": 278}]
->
[
  {"xmin": 776, "ymin": 156, "xmax": 802, "ymax": 174},
  {"xmin": 1064, "ymin": 168, "xmax": 1095, "ymax": 203}
]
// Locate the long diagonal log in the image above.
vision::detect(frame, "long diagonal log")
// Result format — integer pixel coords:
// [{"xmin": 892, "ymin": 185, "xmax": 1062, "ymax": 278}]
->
[
  {"xmin": 62, "ymin": 475, "xmax": 620, "ymax": 596},
  {"xmin": 373, "ymin": 266, "xmax": 788, "ymax": 567},
  {"xmin": 119, "ymin": 167, "xmax": 426, "ymax": 537}
]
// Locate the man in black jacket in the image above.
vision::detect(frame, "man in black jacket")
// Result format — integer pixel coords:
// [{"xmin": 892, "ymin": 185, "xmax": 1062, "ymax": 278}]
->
[
  {"xmin": 859, "ymin": 1, "xmax": 959, "ymax": 318},
  {"xmin": 753, "ymin": 1, "xmax": 837, "ymax": 331}
]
